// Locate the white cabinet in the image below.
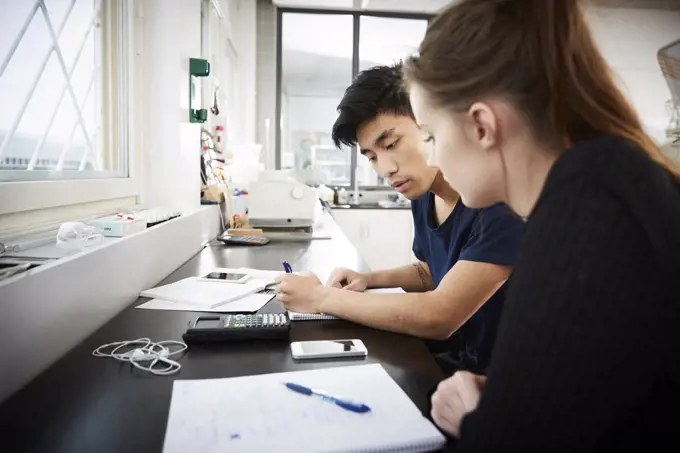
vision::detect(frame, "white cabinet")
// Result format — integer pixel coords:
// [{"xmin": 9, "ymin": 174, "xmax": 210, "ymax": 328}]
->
[{"xmin": 332, "ymin": 209, "xmax": 414, "ymax": 271}]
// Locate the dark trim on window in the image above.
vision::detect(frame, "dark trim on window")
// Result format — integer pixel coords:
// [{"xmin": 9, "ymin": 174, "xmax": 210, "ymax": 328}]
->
[
  {"xmin": 275, "ymin": 7, "xmax": 283, "ymax": 170},
  {"xmin": 349, "ymin": 13, "xmax": 360, "ymax": 190}
]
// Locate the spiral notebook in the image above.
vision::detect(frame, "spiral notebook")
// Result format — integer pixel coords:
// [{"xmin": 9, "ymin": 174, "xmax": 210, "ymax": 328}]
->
[
  {"xmin": 288, "ymin": 287, "xmax": 406, "ymax": 322},
  {"xmin": 162, "ymin": 364, "xmax": 446, "ymax": 453}
]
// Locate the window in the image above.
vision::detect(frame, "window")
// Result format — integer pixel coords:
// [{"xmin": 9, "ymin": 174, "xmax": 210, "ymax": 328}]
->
[
  {"xmin": 0, "ymin": 0, "xmax": 128, "ymax": 182},
  {"xmin": 276, "ymin": 9, "xmax": 429, "ymax": 188},
  {"xmin": 357, "ymin": 16, "xmax": 427, "ymax": 187},
  {"xmin": 279, "ymin": 12, "xmax": 354, "ymax": 186}
]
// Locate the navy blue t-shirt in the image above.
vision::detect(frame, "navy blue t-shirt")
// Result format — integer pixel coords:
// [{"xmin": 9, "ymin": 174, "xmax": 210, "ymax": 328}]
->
[{"xmin": 412, "ymin": 192, "xmax": 525, "ymax": 373}]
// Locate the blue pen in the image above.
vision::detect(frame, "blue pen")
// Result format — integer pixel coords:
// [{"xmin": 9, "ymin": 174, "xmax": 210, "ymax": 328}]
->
[
  {"xmin": 284, "ymin": 382, "xmax": 371, "ymax": 413},
  {"xmin": 282, "ymin": 261, "xmax": 293, "ymax": 273}
]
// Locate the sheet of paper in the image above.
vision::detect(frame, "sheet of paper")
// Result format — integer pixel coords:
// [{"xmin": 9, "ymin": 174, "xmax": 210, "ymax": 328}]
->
[
  {"xmin": 236, "ymin": 268, "xmax": 283, "ymax": 285},
  {"xmin": 139, "ymin": 277, "xmax": 267, "ymax": 308},
  {"xmin": 136, "ymin": 292, "xmax": 275, "ymax": 313},
  {"xmin": 162, "ymin": 364, "xmax": 445, "ymax": 453}
]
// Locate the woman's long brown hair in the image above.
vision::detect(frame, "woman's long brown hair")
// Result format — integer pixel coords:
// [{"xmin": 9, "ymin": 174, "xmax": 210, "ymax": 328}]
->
[{"xmin": 405, "ymin": 0, "xmax": 680, "ymax": 181}]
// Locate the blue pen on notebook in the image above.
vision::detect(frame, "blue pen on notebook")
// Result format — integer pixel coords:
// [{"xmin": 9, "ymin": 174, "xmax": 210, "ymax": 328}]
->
[
  {"xmin": 282, "ymin": 261, "xmax": 293, "ymax": 273},
  {"xmin": 284, "ymin": 382, "xmax": 371, "ymax": 413}
]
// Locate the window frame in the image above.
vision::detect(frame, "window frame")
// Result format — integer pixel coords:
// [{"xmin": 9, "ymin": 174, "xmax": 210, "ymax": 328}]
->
[
  {"xmin": 275, "ymin": 7, "xmax": 433, "ymax": 190},
  {"xmin": 0, "ymin": 0, "xmax": 140, "ymax": 217}
]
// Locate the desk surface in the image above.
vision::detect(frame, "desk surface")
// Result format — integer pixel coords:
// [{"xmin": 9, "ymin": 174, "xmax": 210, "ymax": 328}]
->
[{"xmin": 0, "ymin": 218, "xmax": 447, "ymax": 453}]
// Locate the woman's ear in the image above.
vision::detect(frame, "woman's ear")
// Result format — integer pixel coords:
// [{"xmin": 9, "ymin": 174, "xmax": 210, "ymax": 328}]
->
[{"xmin": 468, "ymin": 102, "xmax": 498, "ymax": 151}]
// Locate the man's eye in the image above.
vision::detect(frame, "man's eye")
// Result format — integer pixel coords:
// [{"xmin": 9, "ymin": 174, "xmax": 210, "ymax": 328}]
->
[
  {"xmin": 424, "ymin": 135, "xmax": 435, "ymax": 144},
  {"xmin": 386, "ymin": 139, "xmax": 400, "ymax": 150}
]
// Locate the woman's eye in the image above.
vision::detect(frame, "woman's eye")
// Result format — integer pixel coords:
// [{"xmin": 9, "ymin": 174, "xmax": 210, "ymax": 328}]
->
[
  {"xmin": 424, "ymin": 135, "xmax": 435, "ymax": 144},
  {"xmin": 368, "ymin": 156, "xmax": 377, "ymax": 163}
]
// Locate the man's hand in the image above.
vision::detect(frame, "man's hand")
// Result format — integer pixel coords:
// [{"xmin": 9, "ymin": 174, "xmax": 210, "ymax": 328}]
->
[
  {"xmin": 431, "ymin": 371, "xmax": 486, "ymax": 438},
  {"xmin": 275, "ymin": 273, "xmax": 329, "ymax": 313},
  {"xmin": 326, "ymin": 267, "xmax": 369, "ymax": 291}
]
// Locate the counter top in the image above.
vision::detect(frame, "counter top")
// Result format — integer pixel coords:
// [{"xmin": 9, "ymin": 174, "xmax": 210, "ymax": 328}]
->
[
  {"xmin": 330, "ymin": 202, "xmax": 411, "ymax": 210},
  {"xmin": 0, "ymin": 215, "xmax": 448, "ymax": 453}
]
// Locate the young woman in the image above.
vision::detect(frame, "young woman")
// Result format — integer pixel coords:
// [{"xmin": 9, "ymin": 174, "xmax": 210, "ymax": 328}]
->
[{"xmin": 404, "ymin": 0, "xmax": 680, "ymax": 451}]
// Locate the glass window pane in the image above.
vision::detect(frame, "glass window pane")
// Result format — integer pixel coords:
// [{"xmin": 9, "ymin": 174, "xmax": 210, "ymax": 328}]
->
[
  {"xmin": 358, "ymin": 16, "xmax": 427, "ymax": 186},
  {"xmin": 57, "ymin": 0, "xmax": 96, "ymax": 71},
  {"xmin": 0, "ymin": 0, "xmax": 121, "ymax": 180},
  {"xmin": 280, "ymin": 13, "xmax": 353, "ymax": 186}
]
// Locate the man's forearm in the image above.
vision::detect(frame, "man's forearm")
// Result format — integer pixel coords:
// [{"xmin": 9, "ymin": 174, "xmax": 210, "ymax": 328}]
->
[
  {"xmin": 318, "ymin": 287, "xmax": 455, "ymax": 340},
  {"xmin": 366, "ymin": 262, "xmax": 434, "ymax": 292}
]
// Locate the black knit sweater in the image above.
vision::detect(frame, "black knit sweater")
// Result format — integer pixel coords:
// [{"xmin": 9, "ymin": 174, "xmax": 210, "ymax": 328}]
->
[{"xmin": 457, "ymin": 136, "xmax": 680, "ymax": 452}]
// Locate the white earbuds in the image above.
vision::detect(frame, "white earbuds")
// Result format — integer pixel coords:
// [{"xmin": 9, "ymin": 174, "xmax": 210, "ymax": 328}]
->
[{"xmin": 93, "ymin": 338, "xmax": 188, "ymax": 375}]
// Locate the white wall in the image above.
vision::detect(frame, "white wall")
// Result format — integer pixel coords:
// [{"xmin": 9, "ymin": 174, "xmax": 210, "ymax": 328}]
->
[
  {"xmin": 139, "ymin": 0, "xmax": 203, "ymax": 212},
  {"xmin": 233, "ymin": 0, "xmax": 258, "ymax": 144},
  {"xmin": 587, "ymin": 7, "xmax": 680, "ymax": 144},
  {"xmin": 139, "ymin": 0, "xmax": 259, "ymax": 205}
]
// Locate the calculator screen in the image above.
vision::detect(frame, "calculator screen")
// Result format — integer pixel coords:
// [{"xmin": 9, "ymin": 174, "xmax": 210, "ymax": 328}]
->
[
  {"xmin": 195, "ymin": 318, "xmax": 221, "ymax": 329},
  {"xmin": 300, "ymin": 340, "xmax": 358, "ymax": 354}
]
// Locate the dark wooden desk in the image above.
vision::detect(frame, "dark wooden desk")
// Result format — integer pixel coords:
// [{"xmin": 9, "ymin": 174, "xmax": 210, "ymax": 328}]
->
[{"xmin": 0, "ymin": 223, "xmax": 448, "ymax": 453}]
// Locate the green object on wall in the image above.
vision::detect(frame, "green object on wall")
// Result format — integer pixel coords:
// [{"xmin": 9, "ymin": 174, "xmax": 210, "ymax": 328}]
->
[{"xmin": 189, "ymin": 58, "xmax": 211, "ymax": 123}]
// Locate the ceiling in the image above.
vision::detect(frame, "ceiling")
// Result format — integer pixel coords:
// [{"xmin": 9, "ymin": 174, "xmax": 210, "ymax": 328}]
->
[
  {"xmin": 273, "ymin": 0, "xmax": 454, "ymax": 14},
  {"xmin": 274, "ymin": 0, "xmax": 680, "ymax": 12}
]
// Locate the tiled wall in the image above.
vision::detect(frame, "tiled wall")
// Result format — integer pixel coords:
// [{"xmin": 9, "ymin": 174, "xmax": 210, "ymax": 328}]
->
[
  {"xmin": 586, "ymin": 6, "xmax": 680, "ymax": 146},
  {"xmin": 256, "ymin": 0, "xmax": 277, "ymax": 169}
]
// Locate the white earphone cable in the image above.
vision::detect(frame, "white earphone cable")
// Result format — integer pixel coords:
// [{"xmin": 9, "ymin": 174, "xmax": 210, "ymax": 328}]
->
[{"xmin": 93, "ymin": 338, "xmax": 188, "ymax": 376}]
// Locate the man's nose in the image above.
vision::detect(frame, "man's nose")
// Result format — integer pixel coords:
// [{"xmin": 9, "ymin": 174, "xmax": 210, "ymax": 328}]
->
[{"xmin": 376, "ymin": 156, "xmax": 398, "ymax": 177}]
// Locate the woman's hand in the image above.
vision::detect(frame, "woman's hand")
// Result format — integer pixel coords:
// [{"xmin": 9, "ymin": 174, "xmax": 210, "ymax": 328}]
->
[{"xmin": 431, "ymin": 371, "xmax": 486, "ymax": 438}]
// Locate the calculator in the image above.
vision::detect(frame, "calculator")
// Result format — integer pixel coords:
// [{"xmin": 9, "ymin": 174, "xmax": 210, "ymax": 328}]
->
[
  {"xmin": 182, "ymin": 313, "xmax": 290, "ymax": 343},
  {"xmin": 218, "ymin": 234, "xmax": 270, "ymax": 246}
]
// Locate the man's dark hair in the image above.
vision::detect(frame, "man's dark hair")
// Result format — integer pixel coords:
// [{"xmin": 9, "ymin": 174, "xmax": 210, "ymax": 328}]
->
[{"xmin": 332, "ymin": 63, "xmax": 414, "ymax": 149}]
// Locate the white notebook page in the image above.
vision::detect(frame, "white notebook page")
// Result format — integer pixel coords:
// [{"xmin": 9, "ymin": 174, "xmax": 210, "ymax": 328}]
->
[
  {"xmin": 288, "ymin": 287, "xmax": 406, "ymax": 321},
  {"xmin": 162, "ymin": 364, "xmax": 445, "ymax": 453}
]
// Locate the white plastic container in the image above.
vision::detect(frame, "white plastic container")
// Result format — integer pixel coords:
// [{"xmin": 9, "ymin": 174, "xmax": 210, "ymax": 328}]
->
[
  {"xmin": 89, "ymin": 216, "xmax": 147, "ymax": 237},
  {"xmin": 337, "ymin": 188, "xmax": 349, "ymax": 204}
]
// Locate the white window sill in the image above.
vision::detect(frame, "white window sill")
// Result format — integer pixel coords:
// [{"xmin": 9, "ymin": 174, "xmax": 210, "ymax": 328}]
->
[{"xmin": 0, "ymin": 205, "xmax": 221, "ymax": 403}]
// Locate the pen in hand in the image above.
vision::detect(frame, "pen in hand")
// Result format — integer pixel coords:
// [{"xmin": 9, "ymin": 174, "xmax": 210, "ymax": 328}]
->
[
  {"xmin": 284, "ymin": 382, "xmax": 371, "ymax": 413},
  {"xmin": 282, "ymin": 261, "xmax": 293, "ymax": 274}
]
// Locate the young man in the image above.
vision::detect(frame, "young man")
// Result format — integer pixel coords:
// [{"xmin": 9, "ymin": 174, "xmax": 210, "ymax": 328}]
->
[{"xmin": 276, "ymin": 64, "xmax": 525, "ymax": 373}]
